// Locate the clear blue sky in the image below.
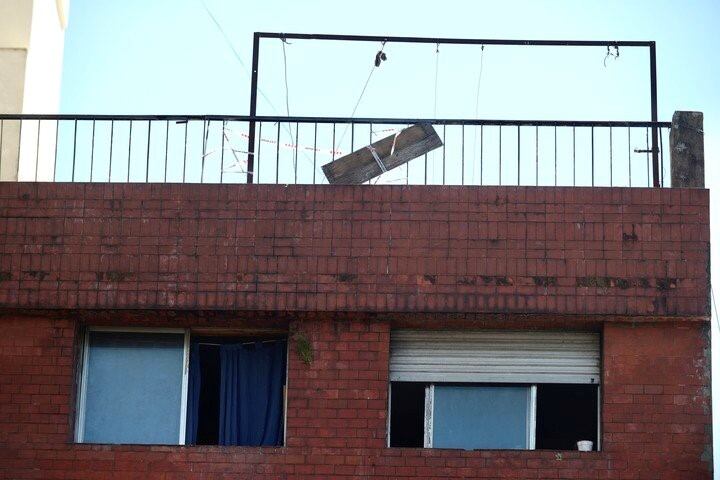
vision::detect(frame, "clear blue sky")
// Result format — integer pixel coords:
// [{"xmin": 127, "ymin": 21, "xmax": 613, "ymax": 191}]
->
[{"xmin": 60, "ymin": 0, "xmax": 720, "ymax": 472}]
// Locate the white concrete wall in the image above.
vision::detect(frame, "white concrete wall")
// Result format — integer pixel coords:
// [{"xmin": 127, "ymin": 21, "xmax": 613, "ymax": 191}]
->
[{"xmin": 0, "ymin": 0, "xmax": 69, "ymax": 181}]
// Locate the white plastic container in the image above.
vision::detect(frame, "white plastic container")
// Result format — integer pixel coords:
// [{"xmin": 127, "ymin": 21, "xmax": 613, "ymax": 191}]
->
[{"xmin": 577, "ymin": 440, "xmax": 593, "ymax": 451}]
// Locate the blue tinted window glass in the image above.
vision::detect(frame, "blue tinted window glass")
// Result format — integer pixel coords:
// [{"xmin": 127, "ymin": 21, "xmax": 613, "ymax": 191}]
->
[
  {"xmin": 82, "ymin": 332, "xmax": 184, "ymax": 444},
  {"xmin": 432, "ymin": 385, "xmax": 529, "ymax": 450}
]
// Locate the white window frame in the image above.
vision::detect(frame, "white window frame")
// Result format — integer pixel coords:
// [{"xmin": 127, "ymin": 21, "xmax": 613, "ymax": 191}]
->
[
  {"xmin": 74, "ymin": 326, "xmax": 190, "ymax": 445},
  {"xmin": 422, "ymin": 384, "xmax": 536, "ymax": 449}
]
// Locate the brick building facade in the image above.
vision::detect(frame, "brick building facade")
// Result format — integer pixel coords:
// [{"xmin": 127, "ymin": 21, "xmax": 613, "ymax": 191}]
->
[{"xmin": 0, "ymin": 182, "xmax": 712, "ymax": 479}]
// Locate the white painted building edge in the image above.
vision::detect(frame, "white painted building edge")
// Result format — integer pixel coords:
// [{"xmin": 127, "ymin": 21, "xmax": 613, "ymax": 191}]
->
[{"xmin": 1, "ymin": 0, "xmax": 69, "ymax": 181}]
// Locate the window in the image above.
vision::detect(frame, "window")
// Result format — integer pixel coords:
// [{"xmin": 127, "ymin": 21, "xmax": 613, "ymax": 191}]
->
[
  {"xmin": 389, "ymin": 330, "xmax": 600, "ymax": 450},
  {"xmin": 76, "ymin": 328, "xmax": 287, "ymax": 446},
  {"xmin": 390, "ymin": 381, "xmax": 598, "ymax": 450},
  {"xmin": 430, "ymin": 384, "xmax": 535, "ymax": 449},
  {"xmin": 78, "ymin": 331, "xmax": 186, "ymax": 444}
]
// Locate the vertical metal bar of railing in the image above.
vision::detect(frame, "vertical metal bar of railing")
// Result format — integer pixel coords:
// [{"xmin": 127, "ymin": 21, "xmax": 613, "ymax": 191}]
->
[
  {"xmin": 442, "ymin": 125, "xmax": 446, "ymax": 185},
  {"xmin": 201, "ymin": 120, "xmax": 207, "ymax": 183},
  {"xmin": 480, "ymin": 125, "xmax": 483, "ymax": 186},
  {"xmin": 534, "ymin": 126, "xmax": 540, "ymax": 186},
  {"xmin": 90, "ymin": 120, "xmax": 96, "ymax": 182},
  {"xmin": 424, "ymin": 150, "xmax": 428, "ymax": 185},
  {"xmin": 70, "ymin": 120, "xmax": 76, "ymax": 181},
  {"xmin": 645, "ymin": 127, "xmax": 650, "ymax": 187},
  {"xmin": 610, "ymin": 127, "xmax": 613, "ymax": 187},
  {"xmin": 627, "ymin": 126, "xmax": 631, "ymax": 187},
  {"xmin": 516, "ymin": 125, "xmax": 520, "ymax": 186},
  {"xmin": 553, "ymin": 126, "xmax": 557, "ymax": 187},
  {"xmin": 275, "ymin": 121, "xmax": 280, "ymax": 184},
  {"xmin": 127, "ymin": 120, "xmax": 132, "ymax": 182},
  {"xmin": 313, "ymin": 122, "xmax": 317, "ymax": 184},
  {"xmin": 331, "ymin": 124, "xmax": 336, "ymax": 162},
  {"xmin": 35, "ymin": 120, "xmax": 41, "ymax": 182},
  {"xmin": 406, "ymin": 122, "xmax": 410, "ymax": 185},
  {"xmin": 164, "ymin": 120, "xmax": 169, "ymax": 183},
  {"xmin": 257, "ymin": 122, "xmax": 262, "ymax": 183},
  {"xmin": 220, "ymin": 120, "xmax": 226, "ymax": 184},
  {"xmin": 368, "ymin": 123, "xmax": 372, "ymax": 184},
  {"xmin": 590, "ymin": 126, "xmax": 595, "ymax": 187},
  {"xmin": 461, "ymin": 125, "xmax": 464, "ymax": 186},
  {"xmin": 145, "ymin": 120, "xmax": 151, "ymax": 182},
  {"xmin": 498, "ymin": 125, "xmax": 502, "ymax": 186},
  {"xmin": 572, "ymin": 126, "xmax": 576, "ymax": 186},
  {"xmin": 54, "ymin": 120, "xmax": 59, "ymax": 182},
  {"xmin": 17, "ymin": 119, "xmax": 24, "ymax": 180},
  {"xmin": 182, "ymin": 121, "xmax": 187, "ymax": 183},
  {"xmin": 109, "ymin": 120, "xmax": 114, "ymax": 182},
  {"xmin": 294, "ymin": 121, "xmax": 299, "ymax": 184}
]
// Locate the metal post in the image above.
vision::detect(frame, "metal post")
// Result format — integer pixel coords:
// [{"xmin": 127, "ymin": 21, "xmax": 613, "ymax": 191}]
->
[
  {"xmin": 246, "ymin": 32, "xmax": 261, "ymax": 184},
  {"xmin": 649, "ymin": 42, "xmax": 659, "ymax": 188}
]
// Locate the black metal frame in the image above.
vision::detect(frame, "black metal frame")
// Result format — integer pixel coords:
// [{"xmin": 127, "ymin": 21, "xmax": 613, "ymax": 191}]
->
[{"xmin": 247, "ymin": 32, "xmax": 660, "ymax": 186}]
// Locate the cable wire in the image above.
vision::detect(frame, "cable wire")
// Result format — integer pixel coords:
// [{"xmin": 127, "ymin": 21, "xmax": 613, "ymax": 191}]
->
[
  {"xmin": 198, "ymin": 0, "xmax": 276, "ymax": 112},
  {"xmin": 281, "ymin": 38, "xmax": 297, "ymax": 172},
  {"xmin": 471, "ymin": 45, "xmax": 486, "ymax": 184},
  {"xmin": 199, "ymin": 1, "xmax": 314, "ymax": 180},
  {"xmin": 331, "ymin": 41, "xmax": 386, "ymax": 167},
  {"xmin": 433, "ymin": 44, "xmax": 440, "ymax": 119}
]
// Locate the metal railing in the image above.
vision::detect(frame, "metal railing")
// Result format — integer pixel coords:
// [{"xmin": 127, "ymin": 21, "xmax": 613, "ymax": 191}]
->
[{"xmin": 0, "ymin": 114, "xmax": 671, "ymax": 187}]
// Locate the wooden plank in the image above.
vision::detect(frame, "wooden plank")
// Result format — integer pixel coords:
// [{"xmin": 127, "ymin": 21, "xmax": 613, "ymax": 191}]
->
[{"xmin": 321, "ymin": 124, "xmax": 442, "ymax": 185}]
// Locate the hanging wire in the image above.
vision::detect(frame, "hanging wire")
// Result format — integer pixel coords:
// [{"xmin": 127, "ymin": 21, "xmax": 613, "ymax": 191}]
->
[
  {"xmin": 433, "ymin": 43, "xmax": 440, "ymax": 119},
  {"xmin": 198, "ymin": 0, "xmax": 276, "ymax": 112},
  {"xmin": 332, "ymin": 40, "xmax": 387, "ymax": 161},
  {"xmin": 281, "ymin": 37, "xmax": 297, "ymax": 173},
  {"xmin": 281, "ymin": 39, "xmax": 291, "ymax": 119},
  {"xmin": 471, "ymin": 45, "xmax": 486, "ymax": 184},
  {"xmin": 200, "ymin": 0, "xmax": 313, "ymax": 178}
]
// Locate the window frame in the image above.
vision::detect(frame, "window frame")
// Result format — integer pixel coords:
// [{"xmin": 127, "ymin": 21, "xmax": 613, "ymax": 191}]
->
[
  {"xmin": 423, "ymin": 383, "xmax": 536, "ymax": 449},
  {"xmin": 75, "ymin": 326, "xmax": 290, "ymax": 447},
  {"xmin": 74, "ymin": 326, "xmax": 191, "ymax": 445}
]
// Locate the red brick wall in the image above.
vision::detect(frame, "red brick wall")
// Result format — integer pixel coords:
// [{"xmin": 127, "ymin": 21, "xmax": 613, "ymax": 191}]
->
[
  {"xmin": 0, "ymin": 183, "xmax": 710, "ymax": 316},
  {"xmin": 0, "ymin": 314, "xmax": 712, "ymax": 479}
]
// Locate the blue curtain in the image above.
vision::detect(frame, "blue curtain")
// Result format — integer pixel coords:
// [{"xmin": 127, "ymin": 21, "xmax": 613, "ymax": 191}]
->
[
  {"xmin": 218, "ymin": 340, "xmax": 286, "ymax": 446},
  {"xmin": 185, "ymin": 342, "xmax": 201, "ymax": 444}
]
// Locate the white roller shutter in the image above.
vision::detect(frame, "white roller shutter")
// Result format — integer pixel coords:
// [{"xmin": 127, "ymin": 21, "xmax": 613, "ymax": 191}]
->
[{"xmin": 390, "ymin": 330, "xmax": 600, "ymax": 384}]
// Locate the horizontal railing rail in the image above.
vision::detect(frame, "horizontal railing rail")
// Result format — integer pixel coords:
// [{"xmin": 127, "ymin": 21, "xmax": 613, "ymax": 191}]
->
[
  {"xmin": 0, "ymin": 114, "xmax": 672, "ymax": 127},
  {"xmin": 0, "ymin": 115, "xmax": 671, "ymax": 188}
]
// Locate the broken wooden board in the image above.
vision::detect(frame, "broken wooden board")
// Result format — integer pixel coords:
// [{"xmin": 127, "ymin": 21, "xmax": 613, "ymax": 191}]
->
[{"xmin": 322, "ymin": 123, "xmax": 443, "ymax": 185}]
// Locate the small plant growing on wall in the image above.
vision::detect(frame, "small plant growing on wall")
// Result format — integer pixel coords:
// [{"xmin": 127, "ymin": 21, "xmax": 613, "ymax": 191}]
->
[{"xmin": 292, "ymin": 331, "xmax": 314, "ymax": 366}]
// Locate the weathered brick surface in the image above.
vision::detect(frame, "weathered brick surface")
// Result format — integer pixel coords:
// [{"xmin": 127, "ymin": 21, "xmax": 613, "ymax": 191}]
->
[
  {"xmin": 0, "ymin": 314, "xmax": 712, "ymax": 479},
  {"xmin": 0, "ymin": 183, "xmax": 710, "ymax": 315}
]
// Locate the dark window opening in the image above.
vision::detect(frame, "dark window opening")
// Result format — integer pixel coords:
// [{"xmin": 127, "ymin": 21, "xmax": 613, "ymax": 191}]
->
[
  {"xmin": 195, "ymin": 344, "xmax": 221, "ymax": 445},
  {"xmin": 390, "ymin": 382, "xmax": 425, "ymax": 447},
  {"xmin": 187, "ymin": 336, "xmax": 287, "ymax": 447},
  {"xmin": 535, "ymin": 384, "xmax": 598, "ymax": 451}
]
